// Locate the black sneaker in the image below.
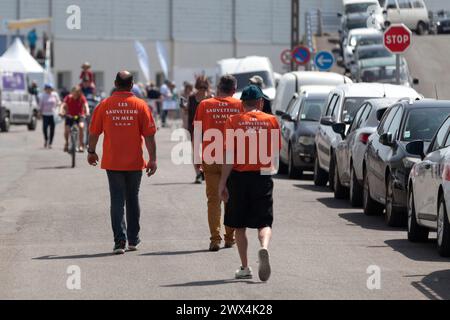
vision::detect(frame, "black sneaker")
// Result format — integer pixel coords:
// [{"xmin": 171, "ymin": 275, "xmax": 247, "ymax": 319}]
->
[
  {"xmin": 195, "ymin": 173, "xmax": 203, "ymax": 184},
  {"xmin": 113, "ymin": 240, "xmax": 126, "ymax": 255}
]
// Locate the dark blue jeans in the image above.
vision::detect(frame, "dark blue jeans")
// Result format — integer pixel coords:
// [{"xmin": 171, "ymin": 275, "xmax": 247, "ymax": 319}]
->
[{"xmin": 106, "ymin": 171, "xmax": 143, "ymax": 245}]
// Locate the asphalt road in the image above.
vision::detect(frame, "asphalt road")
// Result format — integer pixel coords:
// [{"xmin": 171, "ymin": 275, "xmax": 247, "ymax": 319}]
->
[{"xmin": 1, "ymin": 121, "xmax": 450, "ymax": 300}]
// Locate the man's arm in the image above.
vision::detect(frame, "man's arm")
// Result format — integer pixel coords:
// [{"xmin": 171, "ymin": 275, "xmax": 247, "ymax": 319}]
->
[
  {"xmin": 83, "ymin": 102, "xmax": 90, "ymax": 117},
  {"xmin": 219, "ymin": 164, "xmax": 233, "ymax": 203},
  {"xmin": 144, "ymin": 135, "xmax": 157, "ymax": 177},
  {"xmin": 87, "ymin": 134, "xmax": 100, "ymax": 166}
]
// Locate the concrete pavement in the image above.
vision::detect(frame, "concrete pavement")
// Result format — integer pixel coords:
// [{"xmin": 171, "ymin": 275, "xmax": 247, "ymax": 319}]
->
[{"xmin": 0, "ymin": 122, "xmax": 449, "ymax": 300}]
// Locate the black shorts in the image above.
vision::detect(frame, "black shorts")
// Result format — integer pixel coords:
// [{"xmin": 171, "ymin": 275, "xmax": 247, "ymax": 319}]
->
[
  {"xmin": 225, "ymin": 171, "xmax": 274, "ymax": 229},
  {"xmin": 65, "ymin": 117, "xmax": 82, "ymax": 127}
]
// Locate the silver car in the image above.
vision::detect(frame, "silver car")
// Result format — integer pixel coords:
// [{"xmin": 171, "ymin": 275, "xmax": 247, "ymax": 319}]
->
[
  {"xmin": 333, "ymin": 98, "xmax": 400, "ymax": 205},
  {"xmin": 407, "ymin": 115, "xmax": 450, "ymax": 257}
]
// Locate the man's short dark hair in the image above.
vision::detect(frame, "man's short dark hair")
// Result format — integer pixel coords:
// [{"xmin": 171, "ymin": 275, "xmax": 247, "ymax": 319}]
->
[
  {"xmin": 115, "ymin": 72, "xmax": 134, "ymax": 89},
  {"xmin": 218, "ymin": 75, "xmax": 237, "ymax": 94}
]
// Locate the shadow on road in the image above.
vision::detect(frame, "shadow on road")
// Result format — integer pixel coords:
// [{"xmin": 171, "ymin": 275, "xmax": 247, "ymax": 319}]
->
[
  {"xmin": 339, "ymin": 212, "xmax": 398, "ymax": 231},
  {"xmin": 317, "ymin": 197, "xmax": 353, "ymax": 209},
  {"xmin": 37, "ymin": 165, "xmax": 73, "ymax": 170},
  {"xmin": 384, "ymin": 239, "xmax": 450, "ymax": 263},
  {"xmin": 161, "ymin": 279, "xmax": 262, "ymax": 287},
  {"xmin": 150, "ymin": 182, "xmax": 198, "ymax": 186},
  {"xmin": 140, "ymin": 249, "xmax": 211, "ymax": 256},
  {"xmin": 273, "ymin": 174, "xmax": 314, "ymax": 181},
  {"xmin": 33, "ymin": 253, "xmax": 114, "ymax": 260},
  {"xmin": 411, "ymin": 269, "xmax": 450, "ymax": 300},
  {"xmin": 294, "ymin": 184, "xmax": 331, "ymax": 193}
]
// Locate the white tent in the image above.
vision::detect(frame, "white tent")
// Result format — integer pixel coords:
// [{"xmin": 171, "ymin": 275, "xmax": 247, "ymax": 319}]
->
[{"xmin": 0, "ymin": 38, "xmax": 45, "ymax": 74}]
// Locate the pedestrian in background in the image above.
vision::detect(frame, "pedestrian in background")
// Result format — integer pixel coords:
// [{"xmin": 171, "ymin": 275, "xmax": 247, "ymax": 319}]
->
[
  {"xmin": 194, "ymin": 75, "xmax": 243, "ymax": 252},
  {"xmin": 188, "ymin": 76, "xmax": 211, "ymax": 184},
  {"xmin": 146, "ymin": 82, "xmax": 162, "ymax": 120},
  {"xmin": 27, "ymin": 28, "xmax": 38, "ymax": 57},
  {"xmin": 88, "ymin": 71, "xmax": 158, "ymax": 255},
  {"xmin": 219, "ymin": 85, "xmax": 281, "ymax": 282},
  {"xmin": 249, "ymin": 75, "xmax": 273, "ymax": 114},
  {"xmin": 180, "ymin": 81, "xmax": 194, "ymax": 131},
  {"xmin": 38, "ymin": 83, "xmax": 61, "ymax": 149},
  {"xmin": 160, "ymin": 80, "xmax": 173, "ymax": 127}
]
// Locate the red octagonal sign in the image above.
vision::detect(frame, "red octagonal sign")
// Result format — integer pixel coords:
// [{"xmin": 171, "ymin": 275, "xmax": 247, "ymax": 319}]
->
[{"xmin": 384, "ymin": 24, "xmax": 412, "ymax": 54}]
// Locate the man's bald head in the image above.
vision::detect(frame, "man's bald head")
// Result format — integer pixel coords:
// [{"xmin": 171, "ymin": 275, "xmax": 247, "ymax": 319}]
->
[{"xmin": 115, "ymin": 71, "xmax": 134, "ymax": 91}]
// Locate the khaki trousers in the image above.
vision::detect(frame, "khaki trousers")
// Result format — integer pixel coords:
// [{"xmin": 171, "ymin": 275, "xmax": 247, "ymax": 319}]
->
[{"xmin": 203, "ymin": 163, "xmax": 235, "ymax": 244}]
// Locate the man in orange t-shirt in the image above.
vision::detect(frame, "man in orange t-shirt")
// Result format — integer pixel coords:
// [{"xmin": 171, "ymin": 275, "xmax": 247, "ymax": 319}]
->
[
  {"xmin": 219, "ymin": 85, "xmax": 281, "ymax": 282},
  {"xmin": 194, "ymin": 75, "xmax": 243, "ymax": 252},
  {"xmin": 88, "ymin": 71, "xmax": 157, "ymax": 255}
]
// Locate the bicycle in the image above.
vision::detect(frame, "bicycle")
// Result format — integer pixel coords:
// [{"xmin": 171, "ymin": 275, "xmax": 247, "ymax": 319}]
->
[{"xmin": 64, "ymin": 115, "xmax": 82, "ymax": 168}]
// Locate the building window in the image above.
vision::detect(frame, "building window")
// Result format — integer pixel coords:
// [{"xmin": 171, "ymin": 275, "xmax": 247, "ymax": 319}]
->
[
  {"xmin": 57, "ymin": 71, "xmax": 72, "ymax": 91},
  {"xmin": 93, "ymin": 71, "xmax": 104, "ymax": 94}
]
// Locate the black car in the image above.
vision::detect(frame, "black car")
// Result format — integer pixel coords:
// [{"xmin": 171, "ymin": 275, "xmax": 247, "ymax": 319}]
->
[
  {"xmin": 363, "ymin": 99, "xmax": 450, "ymax": 227},
  {"xmin": 432, "ymin": 10, "xmax": 450, "ymax": 34},
  {"xmin": 278, "ymin": 90, "xmax": 328, "ymax": 178}
]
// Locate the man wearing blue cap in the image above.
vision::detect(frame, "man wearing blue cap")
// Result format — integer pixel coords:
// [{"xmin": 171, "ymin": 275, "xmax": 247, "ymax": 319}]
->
[
  {"xmin": 219, "ymin": 85, "xmax": 281, "ymax": 282},
  {"xmin": 38, "ymin": 83, "xmax": 61, "ymax": 149}
]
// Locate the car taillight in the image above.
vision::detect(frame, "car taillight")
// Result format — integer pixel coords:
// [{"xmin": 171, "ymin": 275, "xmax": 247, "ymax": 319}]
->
[
  {"xmin": 359, "ymin": 133, "xmax": 371, "ymax": 145},
  {"xmin": 443, "ymin": 164, "xmax": 450, "ymax": 181}
]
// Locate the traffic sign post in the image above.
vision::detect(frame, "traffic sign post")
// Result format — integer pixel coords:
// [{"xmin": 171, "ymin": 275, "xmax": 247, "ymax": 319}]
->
[
  {"xmin": 280, "ymin": 49, "xmax": 292, "ymax": 66},
  {"xmin": 383, "ymin": 24, "xmax": 412, "ymax": 85},
  {"xmin": 314, "ymin": 51, "xmax": 335, "ymax": 71},
  {"xmin": 292, "ymin": 46, "xmax": 311, "ymax": 66}
]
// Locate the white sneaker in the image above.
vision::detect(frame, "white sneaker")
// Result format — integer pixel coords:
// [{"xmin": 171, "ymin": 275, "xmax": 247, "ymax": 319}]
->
[
  {"xmin": 258, "ymin": 249, "xmax": 271, "ymax": 282},
  {"xmin": 235, "ymin": 266, "xmax": 253, "ymax": 280}
]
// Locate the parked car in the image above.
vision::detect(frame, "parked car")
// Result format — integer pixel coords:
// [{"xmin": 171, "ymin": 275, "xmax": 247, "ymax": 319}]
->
[
  {"xmin": 430, "ymin": 10, "xmax": 450, "ymax": 34},
  {"xmin": 278, "ymin": 86, "xmax": 334, "ymax": 178},
  {"xmin": 314, "ymin": 83, "xmax": 420, "ymax": 189},
  {"xmin": 0, "ymin": 72, "xmax": 38, "ymax": 131},
  {"xmin": 364, "ymin": 99, "xmax": 450, "ymax": 227},
  {"xmin": 0, "ymin": 87, "xmax": 10, "ymax": 132},
  {"xmin": 273, "ymin": 71, "xmax": 352, "ymax": 118},
  {"xmin": 379, "ymin": 0, "xmax": 429, "ymax": 35},
  {"xmin": 342, "ymin": 28, "xmax": 383, "ymax": 68},
  {"xmin": 349, "ymin": 44, "xmax": 393, "ymax": 78},
  {"xmin": 333, "ymin": 98, "xmax": 401, "ymax": 204},
  {"xmin": 216, "ymin": 56, "xmax": 276, "ymax": 101},
  {"xmin": 407, "ymin": 114, "xmax": 450, "ymax": 257}
]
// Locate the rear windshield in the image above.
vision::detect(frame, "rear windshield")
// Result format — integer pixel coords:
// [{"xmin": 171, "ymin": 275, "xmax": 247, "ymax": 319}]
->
[
  {"xmin": 345, "ymin": 3, "xmax": 376, "ymax": 14},
  {"xmin": 299, "ymin": 99, "xmax": 327, "ymax": 122},
  {"xmin": 357, "ymin": 47, "xmax": 392, "ymax": 60},
  {"xmin": 403, "ymin": 108, "xmax": 450, "ymax": 141},
  {"xmin": 342, "ymin": 97, "xmax": 370, "ymax": 122}
]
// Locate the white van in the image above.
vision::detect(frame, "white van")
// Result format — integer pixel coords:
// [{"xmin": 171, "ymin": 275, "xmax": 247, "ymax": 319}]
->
[
  {"xmin": 379, "ymin": 0, "xmax": 430, "ymax": 34},
  {"xmin": 0, "ymin": 72, "xmax": 38, "ymax": 132},
  {"xmin": 216, "ymin": 56, "xmax": 276, "ymax": 100},
  {"xmin": 273, "ymin": 71, "xmax": 353, "ymax": 116}
]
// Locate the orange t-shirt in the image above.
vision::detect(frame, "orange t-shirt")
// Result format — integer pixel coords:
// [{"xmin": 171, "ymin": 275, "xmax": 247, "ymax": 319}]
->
[
  {"xmin": 193, "ymin": 96, "xmax": 243, "ymax": 158},
  {"xmin": 224, "ymin": 110, "xmax": 281, "ymax": 172},
  {"xmin": 89, "ymin": 91, "xmax": 157, "ymax": 171}
]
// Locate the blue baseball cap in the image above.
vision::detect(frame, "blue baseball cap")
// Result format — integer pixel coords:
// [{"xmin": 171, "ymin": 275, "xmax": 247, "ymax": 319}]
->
[
  {"xmin": 240, "ymin": 85, "xmax": 268, "ymax": 101},
  {"xmin": 44, "ymin": 83, "xmax": 54, "ymax": 89}
]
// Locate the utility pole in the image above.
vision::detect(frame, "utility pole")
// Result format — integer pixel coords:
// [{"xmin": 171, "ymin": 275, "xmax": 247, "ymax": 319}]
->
[
  {"xmin": 232, "ymin": 0, "xmax": 237, "ymax": 58},
  {"xmin": 291, "ymin": 0, "xmax": 300, "ymax": 72}
]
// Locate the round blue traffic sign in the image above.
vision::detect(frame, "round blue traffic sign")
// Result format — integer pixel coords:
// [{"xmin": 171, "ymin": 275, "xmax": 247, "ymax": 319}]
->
[
  {"xmin": 314, "ymin": 51, "xmax": 335, "ymax": 71},
  {"xmin": 292, "ymin": 46, "xmax": 311, "ymax": 66}
]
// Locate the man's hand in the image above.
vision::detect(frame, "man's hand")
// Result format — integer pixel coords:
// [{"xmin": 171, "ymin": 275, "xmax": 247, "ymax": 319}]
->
[
  {"xmin": 146, "ymin": 161, "xmax": 157, "ymax": 177},
  {"xmin": 195, "ymin": 164, "xmax": 203, "ymax": 173},
  {"xmin": 87, "ymin": 153, "xmax": 99, "ymax": 166},
  {"xmin": 219, "ymin": 181, "xmax": 229, "ymax": 203}
]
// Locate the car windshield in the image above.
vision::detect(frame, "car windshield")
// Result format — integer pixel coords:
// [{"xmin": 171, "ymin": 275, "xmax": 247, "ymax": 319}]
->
[
  {"xmin": 345, "ymin": 3, "xmax": 376, "ymax": 14},
  {"xmin": 342, "ymin": 97, "xmax": 370, "ymax": 122},
  {"xmin": 403, "ymin": 108, "xmax": 450, "ymax": 142},
  {"xmin": 360, "ymin": 57, "xmax": 409, "ymax": 83},
  {"xmin": 350, "ymin": 34, "xmax": 382, "ymax": 47},
  {"xmin": 298, "ymin": 99, "xmax": 327, "ymax": 122},
  {"xmin": 232, "ymin": 71, "xmax": 274, "ymax": 92},
  {"xmin": 357, "ymin": 47, "xmax": 392, "ymax": 60},
  {"xmin": 347, "ymin": 19, "xmax": 369, "ymax": 30}
]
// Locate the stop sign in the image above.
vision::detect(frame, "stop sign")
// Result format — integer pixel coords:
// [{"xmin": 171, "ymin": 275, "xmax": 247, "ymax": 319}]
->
[{"xmin": 384, "ymin": 24, "xmax": 412, "ymax": 53}]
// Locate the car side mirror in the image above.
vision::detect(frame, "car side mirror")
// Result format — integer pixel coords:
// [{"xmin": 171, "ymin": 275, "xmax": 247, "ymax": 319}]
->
[
  {"xmin": 320, "ymin": 116, "xmax": 335, "ymax": 126},
  {"xmin": 281, "ymin": 114, "xmax": 295, "ymax": 122},
  {"xmin": 384, "ymin": 20, "xmax": 391, "ymax": 28},
  {"xmin": 332, "ymin": 123, "xmax": 346, "ymax": 139},
  {"xmin": 413, "ymin": 78, "xmax": 420, "ymax": 85},
  {"xmin": 337, "ymin": 56, "xmax": 344, "ymax": 67},
  {"xmin": 337, "ymin": 13, "xmax": 343, "ymax": 18},
  {"xmin": 377, "ymin": 108, "xmax": 387, "ymax": 121},
  {"xmin": 383, "ymin": 9, "xmax": 388, "ymax": 15},
  {"xmin": 275, "ymin": 110, "xmax": 285, "ymax": 116},
  {"xmin": 379, "ymin": 132, "xmax": 394, "ymax": 147},
  {"xmin": 406, "ymin": 140, "xmax": 425, "ymax": 160}
]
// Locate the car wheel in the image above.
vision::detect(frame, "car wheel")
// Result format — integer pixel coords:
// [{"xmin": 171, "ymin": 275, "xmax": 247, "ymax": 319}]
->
[
  {"xmin": 288, "ymin": 147, "xmax": 302, "ymax": 179},
  {"xmin": 385, "ymin": 174, "xmax": 406, "ymax": 227},
  {"xmin": 333, "ymin": 156, "xmax": 349, "ymax": 199},
  {"xmin": 363, "ymin": 170, "xmax": 383, "ymax": 216},
  {"xmin": 407, "ymin": 187, "xmax": 429, "ymax": 242},
  {"xmin": 314, "ymin": 155, "xmax": 328, "ymax": 187},
  {"xmin": 350, "ymin": 167, "xmax": 363, "ymax": 207},
  {"xmin": 278, "ymin": 157, "xmax": 288, "ymax": 174},
  {"xmin": 0, "ymin": 115, "xmax": 10, "ymax": 132},
  {"xmin": 416, "ymin": 22, "xmax": 427, "ymax": 35},
  {"xmin": 27, "ymin": 114, "xmax": 37, "ymax": 131},
  {"xmin": 437, "ymin": 196, "xmax": 450, "ymax": 257}
]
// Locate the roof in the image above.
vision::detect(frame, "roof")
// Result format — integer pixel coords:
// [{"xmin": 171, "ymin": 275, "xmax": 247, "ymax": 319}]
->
[
  {"xmin": 0, "ymin": 38, "xmax": 45, "ymax": 74},
  {"xmin": 348, "ymin": 28, "xmax": 383, "ymax": 37},
  {"xmin": 364, "ymin": 98, "xmax": 403, "ymax": 109},
  {"xmin": 400, "ymin": 99, "xmax": 450, "ymax": 109},
  {"xmin": 283, "ymin": 71, "xmax": 352, "ymax": 85},
  {"xmin": 217, "ymin": 56, "xmax": 272, "ymax": 74},
  {"xmin": 335, "ymin": 83, "xmax": 421, "ymax": 99},
  {"xmin": 343, "ymin": 0, "xmax": 379, "ymax": 5}
]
